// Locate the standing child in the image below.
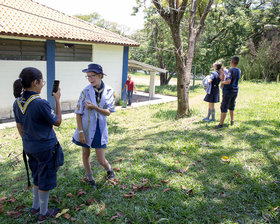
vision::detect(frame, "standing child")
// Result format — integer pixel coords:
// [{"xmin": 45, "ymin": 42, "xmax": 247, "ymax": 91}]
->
[
  {"xmin": 203, "ymin": 62, "xmax": 224, "ymax": 122},
  {"xmin": 72, "ymin": 63, "xmax": 116, "ymax": 189},
  {"xmin": 13, "ymin": 67, "xmax": 62, "ymax": 223},
  {"xmin": 122, "ymin": 75, "xmax": 136, "ymax": 106},
  {"xmin": 216, "ymin": 56, "xmax": 241, "ymax": 128}
]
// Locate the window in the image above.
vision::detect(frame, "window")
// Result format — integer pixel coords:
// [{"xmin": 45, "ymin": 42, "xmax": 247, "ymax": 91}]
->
[
  {"xmin": 55, "ymin": 43, "xmax": 92, "ymax": 61},
  {"xmin": 0, "ymin": 38, "xmax": 45, "ymax": 60}
]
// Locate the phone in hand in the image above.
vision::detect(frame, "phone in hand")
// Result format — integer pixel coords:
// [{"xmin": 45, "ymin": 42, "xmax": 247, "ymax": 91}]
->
[{"xmin": 52, "ymin": 80, "xmax": 60, "ymax": 95}]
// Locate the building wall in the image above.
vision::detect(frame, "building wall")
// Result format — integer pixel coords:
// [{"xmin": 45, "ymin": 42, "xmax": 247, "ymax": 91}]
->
[
  {"xmin": 0, "ymin": 61, "xmax": 47, "ymax": 119},
  {"xmin": 0, "ymin": 43, "xmax": 124, "ymax": 119}
]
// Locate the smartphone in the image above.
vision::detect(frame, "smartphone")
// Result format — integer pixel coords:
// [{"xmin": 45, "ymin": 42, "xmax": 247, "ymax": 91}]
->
[{"xmin": 52, "ymin": 80, "xmax": 60, "ymax": 95}]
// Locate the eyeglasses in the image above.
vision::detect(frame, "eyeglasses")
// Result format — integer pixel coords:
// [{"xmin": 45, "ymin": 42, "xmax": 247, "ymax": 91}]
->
[{"xmin": 85, "ymin": 74, "xmax": 98, "ymax": 79}]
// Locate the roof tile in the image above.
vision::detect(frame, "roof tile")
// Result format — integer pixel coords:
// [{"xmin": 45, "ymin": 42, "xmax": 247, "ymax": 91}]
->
[{"xmin": 0, "ymin": 0, "xmax": 139, "ymax": 46}]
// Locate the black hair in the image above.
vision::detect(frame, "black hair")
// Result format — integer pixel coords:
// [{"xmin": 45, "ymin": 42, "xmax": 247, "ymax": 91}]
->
[
  {"xmin": 214, "ymin": 61, "xmax": 223, "ymax": 71},
  {"xmin": 13, "ymin": 67, "xmax": 43, "ymax": 98},
  {"xmin": 232, "ymin": 56, "xmax": 239, "ymax": 65}
]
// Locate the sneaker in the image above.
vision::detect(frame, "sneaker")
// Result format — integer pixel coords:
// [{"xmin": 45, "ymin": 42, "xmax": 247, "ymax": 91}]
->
[
  {"xmin": 214, "ymin": 124, "xmax": 224, "ymax": 129},
  {"xmin": 231, "ymin": 121, "xmax": 234, "ymax": 126},
  {"xmin": 107, "ymin": 169, "xmax": 116, "ymax": 180},
  {"xmin": 202, "ymin": 117, "xmax": 210, "ymax": 121},
  {"xmin": 207, "ymin": 118, "xmax": 216, "ymax": 122},
  {"xmin": 38, "ymin": 208, "xmax": 60, "ymax": 223},
  {"xmin": 88, "ymin": 180, "xmax": 97, "ymax": 190},
  {"xmin": 30, "ymin": 208, "xmax": 40, "ymax": 215}
]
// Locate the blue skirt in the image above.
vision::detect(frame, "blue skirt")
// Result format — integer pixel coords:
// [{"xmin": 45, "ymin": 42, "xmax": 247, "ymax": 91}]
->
[{"xmin": 72, "ymin": 121, "xmax": 106, "ymax": 149}]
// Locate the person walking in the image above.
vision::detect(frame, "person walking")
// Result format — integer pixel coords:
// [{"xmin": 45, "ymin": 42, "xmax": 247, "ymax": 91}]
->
[
  {"xmin": 13, "ymin": 67, "xmax": 62, "ymax": 223},
  {"xmin": 122, "ymin": 75, "xmax": 136, "ymax": 106},
  {"xmin": 216, "ymin": 56, "xmax": 241, "ymax": 128},
  {"xmin": 72, "ymin": 63, "xmax": 116, "ymax": 189}
]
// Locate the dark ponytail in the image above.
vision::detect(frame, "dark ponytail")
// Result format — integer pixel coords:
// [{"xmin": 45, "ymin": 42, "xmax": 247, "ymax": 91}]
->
[
  {"xmin": 13, "ymin": 79, "xmax": 23, "ymax": 98},
  {"xmin": 13, "ymin": 67, "xmax": 42, "ymax": 98}
]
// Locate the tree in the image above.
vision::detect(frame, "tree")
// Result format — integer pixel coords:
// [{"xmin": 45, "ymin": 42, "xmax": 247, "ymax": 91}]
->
[
  {"xmin": 152, "ymin": 0, "xmax": 213, "ymax": 118},
  {"xmin": 74, "ymin": 12, "xmax": 130, "ymax": 35},
  {"xmin": 130, "ymin": 7, "xmax": 176, "ymax": 85}
]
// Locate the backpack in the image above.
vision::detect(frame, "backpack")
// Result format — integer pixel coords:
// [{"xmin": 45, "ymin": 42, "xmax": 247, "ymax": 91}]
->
[{"xmin": 202, "ymin": 75, "xmax": 211, "ymax": 94}]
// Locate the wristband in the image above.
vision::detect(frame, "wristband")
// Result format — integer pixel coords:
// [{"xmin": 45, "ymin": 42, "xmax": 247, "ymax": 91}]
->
[{"xmin": 79, "ymin": 130, "xmax": 84, "ymax": 133}]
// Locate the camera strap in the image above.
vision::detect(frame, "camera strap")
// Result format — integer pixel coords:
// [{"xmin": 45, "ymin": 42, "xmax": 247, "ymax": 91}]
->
[{"xmin": 22, "ymin": 150, "xmax": 31, "ymax": 188}]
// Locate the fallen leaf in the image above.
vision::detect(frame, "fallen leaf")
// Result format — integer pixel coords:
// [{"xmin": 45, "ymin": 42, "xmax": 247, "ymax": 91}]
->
[
  {"xmin": 0, "ymin": 197, "xmax": 7, "ymax": 201},
  {"xmin": 179, "ymin": 166, "xmax": 190, "ymax": 173},
  {"xmin": 7, "ymin": 197, "xmax": 16, "ymax": 203},
  {"xmin": 221, "ymin": 192, "xmax": 226, "ymax": 197},
  {"xmin": 77, "ymin": 189, "xmax": 87, "ymax": 196},
  {"xmin": 83, "ymin": 220, "xmax": 87, "ymax": 223},
  {"xmin": 181, "ymin": 152, "xmax": 186, "ymax": 155},
  {"xmin": 64, "ymin": 213, "xmax": 71, "ymax": 219},
  {"xmin": 97, "ymin": 204, "xmax": 106, "ymax": 216},
  {"xmin": 112, "ymin": 158, "xmax": 123, "ymax": 163},
  {"xmin": 163, "ymin": 188, "xmax": 171, "ymax": 192},
  {"xmin": 124, "ymin": 192, "xmax": 136, "ymax": 198},
  {"xmin": 272, "ymin": 206, "xmax": 279, "ymax": 211},
  {"xmin": 155, "ymin": 184, "xmax": 161, "ymax": 187},
  {"xmin": 113, "ymin": 167, "xmax": 121, "ymax": 171},
  {"xmin": 0, "ymin": 204, "xmax": 3, "ymax": 213},
  {"xmin": 121, "ymin": 185, "xmax": 127, "ymax": 190},
  {"xmin": 110, "ymin": 215, "xmax": 119, "ymax": 221},
  {"xmin": 70, "ymin": 217, "xmax": 77, "ymax": 222},
  {"xmin": 182, "ymin": 186, "xmax": 187, "ymax": 190},
  {"xmin": 186, "ymin": 189, "xmax": 193, "ymax": 196},
  {"xmin": 75, "ymin": 206, "xmax": 81, "ymax": 211},
  {"xmin": 86, "ymin": 197, "xmax": 97, "ymax": 205},
  {"xmin": 15, "ymin": 205, "xmax": 25, "ymax": 210},
  {"xmin": 55, "ymin": 209, "xmax": 69, "ymax": 218},
  {"xmin": 262, "ymin": 213, "xmax": 270, "ymax": 222},
  {"xmin": 51, "ymin": 220, "xmax": 57, "ymax": 223},
  {"xmin": 66, "ymin": 193, "xmax": 74, "ymax": 197},
  {"xmin": 7, "ymin": 210, "xmax": 24, "ymax": 218},
  {"xmin": 160, "ymin": 180, "xmax": 170, "ymax": 184},
  {"xmin": 80, "ymin": 178, "xmax": 87, "ymax": 183}
]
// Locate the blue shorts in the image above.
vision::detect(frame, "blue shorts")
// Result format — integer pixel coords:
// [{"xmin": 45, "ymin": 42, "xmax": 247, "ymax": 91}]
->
[
  {"xmin": 72, "ymin": 121, "xmax": 106, "ymax": 149},
  {"xmin": 26, "ymin": 146, "xmax": 57, "ymax": 191},
  {"xmin": 221, "ymin": 92, "xmax": 238, "ymax": 113}
]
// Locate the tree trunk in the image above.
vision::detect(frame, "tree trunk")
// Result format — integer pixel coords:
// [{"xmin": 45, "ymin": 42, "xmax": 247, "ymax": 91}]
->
[{"xmin": 169, "ymin": 25, "xmax": 189, "ymax": 118}]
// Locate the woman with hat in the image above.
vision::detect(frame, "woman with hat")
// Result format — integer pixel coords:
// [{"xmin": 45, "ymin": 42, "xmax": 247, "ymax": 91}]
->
[{"xmin": 72, "ymin": 63, "xmax": 116, "ymax": 189}]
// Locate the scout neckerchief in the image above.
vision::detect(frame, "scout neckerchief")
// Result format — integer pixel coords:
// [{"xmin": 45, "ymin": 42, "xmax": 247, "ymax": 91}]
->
[
  {"xmin": 94, "ymin": 81, "xmax": 104, "ymax": 106},
  {"xmin": 93, "ymin": 82, "xmax": 104, "ymax": 119},
  {"xmin": 17, "ymin": 91, "xmax": 40, "ymax": 188},
  {"xmin": 17, "ymin": 91, "xmax": 40, "ymax": 114}
]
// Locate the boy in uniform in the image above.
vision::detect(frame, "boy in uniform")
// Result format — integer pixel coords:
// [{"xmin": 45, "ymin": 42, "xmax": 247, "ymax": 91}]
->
[{"xmin": 216, "ymin": 56, "xmax": 241, "ymax": 128}]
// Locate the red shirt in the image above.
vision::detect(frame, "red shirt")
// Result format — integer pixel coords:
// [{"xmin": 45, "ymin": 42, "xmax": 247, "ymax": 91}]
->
[{"xmin": 125, "ymin": 80, "xmax": 134, "ymax": 91}]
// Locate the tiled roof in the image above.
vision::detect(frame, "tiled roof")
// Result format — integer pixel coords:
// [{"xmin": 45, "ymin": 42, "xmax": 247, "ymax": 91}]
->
[{"xmin": 0, "ymin": 0, "xmax": 140, "ymax": 47}]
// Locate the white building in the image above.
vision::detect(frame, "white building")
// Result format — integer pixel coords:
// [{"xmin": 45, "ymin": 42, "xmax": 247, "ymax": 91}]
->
[{"xmin": 0, "ymin": 0, "xmax": 139, "ymax": 120}]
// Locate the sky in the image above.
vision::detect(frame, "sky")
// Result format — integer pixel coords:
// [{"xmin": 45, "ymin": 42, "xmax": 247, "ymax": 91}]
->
[{"xmin": 34, "ymin": 0, "xmax": 145, "ymax": 34}]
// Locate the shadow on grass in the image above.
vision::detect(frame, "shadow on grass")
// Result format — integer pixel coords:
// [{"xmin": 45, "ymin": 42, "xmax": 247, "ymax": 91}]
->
[{"xmin": 1, "ymin": 117, "xmax": 280, "ymax": 223}]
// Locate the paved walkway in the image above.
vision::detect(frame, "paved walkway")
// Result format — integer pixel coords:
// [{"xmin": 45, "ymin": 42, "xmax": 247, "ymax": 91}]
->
[{"xmin": 0, "ymin": 91, "xmax": 177, "ymax": 130}]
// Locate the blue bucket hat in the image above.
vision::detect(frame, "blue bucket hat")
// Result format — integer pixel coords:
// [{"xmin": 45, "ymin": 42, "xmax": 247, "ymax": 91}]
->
[{"xmin": 82, "ymin": 63, "xmax": 107, "ymax": 76}]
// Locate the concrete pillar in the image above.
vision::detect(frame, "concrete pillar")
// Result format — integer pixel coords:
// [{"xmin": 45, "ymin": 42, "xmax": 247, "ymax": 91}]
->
[{"xmin": 149, "ymin": 71, "xmax": 156, "ymax": 100}]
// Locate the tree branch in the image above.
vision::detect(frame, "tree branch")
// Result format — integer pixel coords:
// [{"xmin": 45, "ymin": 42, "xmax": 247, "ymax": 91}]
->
[
  {"xmin": 196, "ymin": 0, "xmax": 214, "ymax": 34},
  {"xmin": 178, "ymin": 0, "xmax": 189, "ymax": 22},
  {"xmin": 152, "ymin": 0, "xmax": 171, "ymax": 24}
]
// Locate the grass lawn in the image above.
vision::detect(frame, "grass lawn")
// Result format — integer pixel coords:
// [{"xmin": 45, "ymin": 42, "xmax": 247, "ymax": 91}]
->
[{"xmin": 0, "ymin": 81, "xmax": 280, "ymax": 223}]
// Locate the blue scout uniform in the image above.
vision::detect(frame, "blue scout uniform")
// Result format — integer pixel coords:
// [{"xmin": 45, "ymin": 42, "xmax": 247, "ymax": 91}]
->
[
  {"xmin": 72, "ymin": 82, "xmax": 115, "ymax": 148},
  {"xmin": 13, "ymin": 91, "xmax": 59, "ymax": 190},
  {"xmin": 221, "ymin": 67, "xmax": 241, "ymax": 113},
  {"xmin": 204, "ymin": 71, "xmax": 220, "ymax": 103}
]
